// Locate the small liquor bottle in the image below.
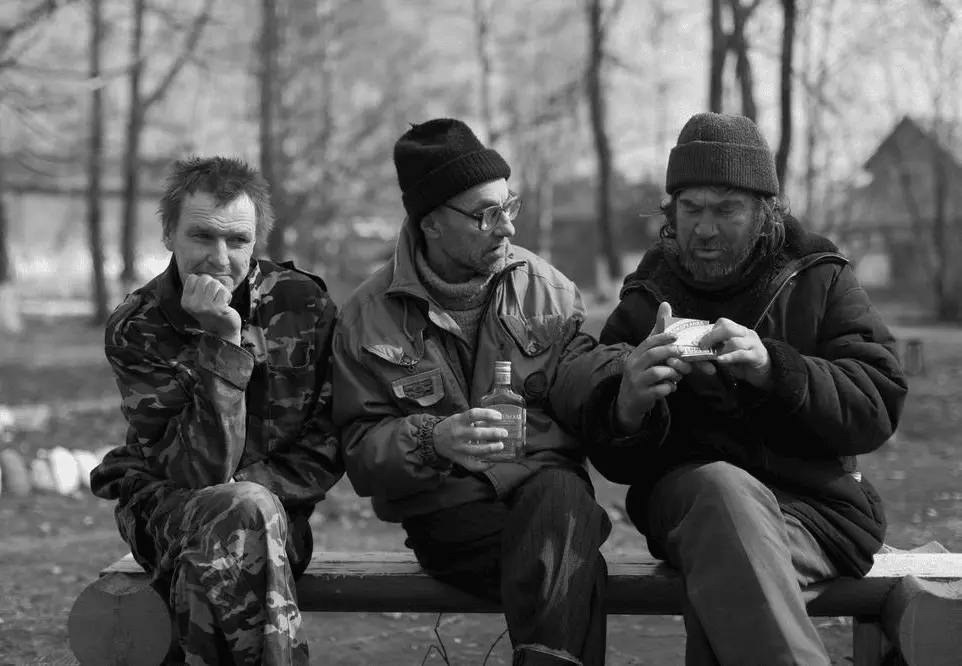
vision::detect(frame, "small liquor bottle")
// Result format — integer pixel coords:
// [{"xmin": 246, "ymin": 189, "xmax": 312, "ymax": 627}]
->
[{"xmin": 478, "ymin": 360, "xmax": 526, "ymax": 461}]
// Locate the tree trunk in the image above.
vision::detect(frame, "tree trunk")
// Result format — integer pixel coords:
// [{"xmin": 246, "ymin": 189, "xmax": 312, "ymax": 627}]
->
[
  {"xmin": 534, "ymin": 156, "xmax": 554, "ymax": 263},
  {"xmin": 774, "ymin": 0, "xmax": 796, "ymax": 189},
  {"xmin": 0, "ymin": 158, "xmax": 21, "ymax": 333},
  {"xmin": 260, "ymin": 0, "xmax": 284, "ymax": 260},
  {"xmin": 932, "ymin": 155, "xmax": 961, "ymax": 321},
  {"xmin": 729, "ymin": 0, "xmax": 757, "ymax": 122},
  {"xmin": 586, "ymin": 0, "xmax": 620, "ymax": 289},
  {"xmin": 709, "ymin": 0, "xmax": 727, "ymax": 112},
  {"xmin": 473, "ymin": 0, "xmax": 498, "ymax": 146},
  {"xmin": 88, "ymin": 0, "xmax": 109, "ymax": 325},
  {"xmin": 120, "ymin": 0, "xmax": 145, "ymax": 292}
]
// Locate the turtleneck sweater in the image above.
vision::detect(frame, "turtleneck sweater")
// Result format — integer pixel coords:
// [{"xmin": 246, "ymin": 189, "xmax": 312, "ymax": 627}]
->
[{"xmin": 414, "ymin": 249, "xmax": 496, "ymax": 354}]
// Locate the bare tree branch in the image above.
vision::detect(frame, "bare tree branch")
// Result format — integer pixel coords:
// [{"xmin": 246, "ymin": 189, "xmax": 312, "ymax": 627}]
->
[
  {"xmin": 141, "ymin": 0, "xmax": 216, "ymax": 110},
  {"xmin": 0, "ymin": 0, "xmax": 79, "ymax": 56}
]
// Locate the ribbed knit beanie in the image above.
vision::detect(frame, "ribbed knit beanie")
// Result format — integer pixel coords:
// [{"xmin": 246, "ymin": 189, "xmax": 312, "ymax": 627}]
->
[
  {"xmin": 394, "ymin": 118, "xmax": 511, "ymax": 223},
  {"xmin": 666, "ymin": 112, "xmax": 779, "ymax": 196}
]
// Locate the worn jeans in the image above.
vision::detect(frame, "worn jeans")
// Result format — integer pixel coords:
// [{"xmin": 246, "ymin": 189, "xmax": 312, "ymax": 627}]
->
[
  {"xmin": 635, "ymin": 461, "xmax": 839, "ymax": 666},
  {"xmin": 402, "ymin": 466, "xmax": 612, "ymax": 665}
]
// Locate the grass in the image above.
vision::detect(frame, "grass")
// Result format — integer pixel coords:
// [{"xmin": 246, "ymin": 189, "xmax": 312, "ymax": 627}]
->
[{"xmin": 1, "ymin": 307, "xmax": 960, "ymax": 665}]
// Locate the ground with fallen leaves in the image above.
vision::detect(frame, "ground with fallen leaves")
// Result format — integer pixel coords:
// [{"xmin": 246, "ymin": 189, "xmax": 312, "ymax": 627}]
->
[{"xmin": 1, "ymin": 301, "xmax": 959, "ymax": 665}]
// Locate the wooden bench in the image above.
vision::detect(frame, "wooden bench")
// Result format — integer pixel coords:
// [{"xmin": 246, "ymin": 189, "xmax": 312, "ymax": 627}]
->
[{"xmin": 69, "ymin": 549, "xmax": 962, "ymax": 666}]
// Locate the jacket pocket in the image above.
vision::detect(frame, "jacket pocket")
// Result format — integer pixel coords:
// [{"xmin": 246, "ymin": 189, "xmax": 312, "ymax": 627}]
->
[
  {"xmin": 390, "ymin": 368, "xmax": 446, "ymax": 407},
  {"xmin": 361, "ymin": 340, "xmax": 452, "ymax": 412},
  {"xmin": 268, "ymin": 363, "xmax": 318, "ymax": 445},
  {"xmin": 500, "ymin": 313, "xmax": 568, "ymax": 358},
  {"xmin": 498, "ymin": 314, "xmax": 570, "ymax": 405}
]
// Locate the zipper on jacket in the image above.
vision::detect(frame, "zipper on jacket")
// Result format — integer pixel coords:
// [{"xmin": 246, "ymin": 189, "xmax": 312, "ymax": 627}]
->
[
  {"xmin": 750, "ymin": 252, "xmax": 845, "ymax": 330},
  {"xmin": 470, "ymin": 260, "xmax": 524, "ymax": 373}
]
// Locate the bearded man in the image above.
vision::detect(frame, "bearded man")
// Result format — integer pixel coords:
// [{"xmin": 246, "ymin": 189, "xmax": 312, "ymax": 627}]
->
[{"xmin": 589, "ymin": 112, "xmax": 908, "ymax": 666}]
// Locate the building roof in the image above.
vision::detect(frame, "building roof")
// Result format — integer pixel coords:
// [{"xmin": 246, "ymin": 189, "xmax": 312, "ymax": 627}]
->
[{"xmin": 864, "ymin": 115, "xmax": 962, "ymax": 172}]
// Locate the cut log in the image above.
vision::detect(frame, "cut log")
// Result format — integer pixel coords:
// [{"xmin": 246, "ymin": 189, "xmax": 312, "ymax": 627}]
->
[
  {"xmin": 881, "ymin": 575, "xmax": 962, "ymax": 666},
  {"xmin": 68, "ymin": 572, "xmax": 171, "ymax": 666}
]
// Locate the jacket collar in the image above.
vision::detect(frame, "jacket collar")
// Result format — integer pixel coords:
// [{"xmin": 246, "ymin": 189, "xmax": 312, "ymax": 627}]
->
[
  {"xmin": 158, "ymin": 257, "xmax": 262, "ymax": 334},
  {"xmin": 386, "ymin": 217, "xmax": 521, "ymax": 301},
  {"xmin": 385, "ymin": 218, "xmax": 523, "ymax": 335}
]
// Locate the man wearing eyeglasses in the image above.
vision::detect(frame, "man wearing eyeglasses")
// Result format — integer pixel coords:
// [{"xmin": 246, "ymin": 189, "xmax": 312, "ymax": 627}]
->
[{"xmin": 331, "ymin": 118, "xmax": 684, "ymax": 665}]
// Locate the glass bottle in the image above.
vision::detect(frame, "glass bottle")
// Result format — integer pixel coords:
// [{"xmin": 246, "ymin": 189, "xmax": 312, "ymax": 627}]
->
[{"xmin": 478, "ymin": 361, "xmax": 526, "ymax": 461}]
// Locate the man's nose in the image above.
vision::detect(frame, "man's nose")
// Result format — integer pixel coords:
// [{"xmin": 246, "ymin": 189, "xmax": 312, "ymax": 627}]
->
[
  {"xmin": 694, "ymin": 220, "xmax": 718, "ymax": 237},
  {"xmin": 208, "ymin": 239, "xmax": 229, "ymax": 267},
  {"xmin": 492, "ymin": 212, "xmax": 515, "ymax": 238}
]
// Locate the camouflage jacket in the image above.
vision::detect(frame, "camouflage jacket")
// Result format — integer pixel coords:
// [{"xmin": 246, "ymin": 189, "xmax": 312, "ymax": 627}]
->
[{"xmin": 91, "ymin": 258, "xmax": 343, "ymax": 513}]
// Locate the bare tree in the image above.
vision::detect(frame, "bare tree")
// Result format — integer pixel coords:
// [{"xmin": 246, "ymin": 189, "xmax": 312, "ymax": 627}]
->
[
  {"xmin": 709, "ymin": 0, "xmax": 727, "ymax": 111},
  {"xmin": 0, "ymin": 159, "xmax": 13, "ymax": 332},
  {"xmin": 88, "ymin": 0, "xmax": 109, "ymax": 325},
  {"xmin": 259, "ymin": 0, "xmax": 283, "ymax": 260},
  {"xmin": 707, "ymin": 0, "xmax": 761, "ymax": 119},
  {"xmin": 0, "ymin": 0, "xmax": 81, "ymax": 332},
  {"xmin": 120, "ymin": 0, "xmax": 215, "ymax": 291},
  {"xmin": 586, "ymin": 0, "xmax": 621, "ymax": 292},
  {"xmin": 472, "ymin": 0, "xmax": 499, "ymax": 146},
  {"xmin": 728, "ymin": 0, "xmax": 760, "ymax": 121},
  {"xmin": 774, "ymin": 0, "xmax": 796, "ymax": 188}
]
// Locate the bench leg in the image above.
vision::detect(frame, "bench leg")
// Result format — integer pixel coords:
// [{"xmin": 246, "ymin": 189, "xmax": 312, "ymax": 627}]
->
[
  {"xmin": 853, "ymin": 618, "xmax": 892, "ymax": 666},
  {"xmin": 68, "ymin": 573, "xmax": 171, "ymax": 666},
  {"xmin": 881, "ymin": 575, "xmax": 962, "ymax": 666}
]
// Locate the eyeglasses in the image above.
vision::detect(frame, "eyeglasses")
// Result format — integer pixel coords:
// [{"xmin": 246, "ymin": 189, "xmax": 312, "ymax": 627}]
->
[{"xmin": 442, "ymin": 193, "xmax": 523, "ymax": 232}]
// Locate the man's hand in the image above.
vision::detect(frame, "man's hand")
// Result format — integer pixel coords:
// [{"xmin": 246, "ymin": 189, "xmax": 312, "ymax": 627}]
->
[
  {"xmin": 432, "ymin": 408, "xmax": 509, "ymax": 472},
  {"xmin": 615, "ymin": 302, "xmax": 692, "ymax": 433},
  {"xmin": 699, "ymin": 317, "xmax": 772, "ymax": 388},
  {"xmin": 181, "ymin": 274, "xmax": 242, "ymax": 345}
]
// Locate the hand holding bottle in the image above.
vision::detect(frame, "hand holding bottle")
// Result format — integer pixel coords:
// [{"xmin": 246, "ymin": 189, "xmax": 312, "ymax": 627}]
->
[{"xmin": 432, "ymin": 408, "xmax": 508, "ymax": 472}]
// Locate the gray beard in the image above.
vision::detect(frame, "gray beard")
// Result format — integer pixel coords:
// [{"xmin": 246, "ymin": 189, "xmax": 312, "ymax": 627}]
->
[{"xmin": 668, "ymin": 236, "xmax": 758, "ymax": 283}]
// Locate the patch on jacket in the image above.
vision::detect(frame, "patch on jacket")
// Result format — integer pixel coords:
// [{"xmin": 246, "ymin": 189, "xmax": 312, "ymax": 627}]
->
[
  {"xmin": 391, "ymin": 368, "xmax": 445, "ymax": 407},
  {"xmin": 523, "ymin": 371, "xmax": 548, "ymax": 402}
]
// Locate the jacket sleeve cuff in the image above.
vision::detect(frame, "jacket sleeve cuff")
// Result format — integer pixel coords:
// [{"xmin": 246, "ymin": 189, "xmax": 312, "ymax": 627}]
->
[
  {"xmin": 759, "ymin": 338, "xmax": 809, "ymax": 413},
  {"xmin": 415, "ymin": 415, "xmax": 451, "ymax": 470},
  {"xmin": 583, "ymin": 373, "xmax": 670, "ymax": 447},
  {"xmin": 196, "ymin": 333, "xmax": 255, "ymax": 390}
]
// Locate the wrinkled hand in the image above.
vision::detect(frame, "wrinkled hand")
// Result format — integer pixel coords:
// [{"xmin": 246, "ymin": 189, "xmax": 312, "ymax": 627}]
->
[
  {"xmin": 181, "ymin": 274, "xmax": 242, "ymax": 345},
  {"xmin": 699, "ymin": 317, "xmax": 772, "ymax": 388},
  {"xmin": 432, "ymin": 408, "xmax": 508, "ymax": 472},
  {"xmin": 615, "ymin": 302, "xmax": 693, "ymax": 432}
]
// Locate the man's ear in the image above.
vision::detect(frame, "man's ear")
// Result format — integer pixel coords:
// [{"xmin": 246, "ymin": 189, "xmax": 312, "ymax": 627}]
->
[
  {"xmin": 420, "ymin": 212, "xmax": 441, "ymax": 239},
  {"xmin": 162, "ymin": 229, "xmax": 173, "ymax": 252}
]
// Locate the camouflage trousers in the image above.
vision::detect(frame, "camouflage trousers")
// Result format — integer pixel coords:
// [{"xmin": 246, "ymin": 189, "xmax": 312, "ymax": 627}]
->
[{"xmin": 127, "ymin": 481, "xmax": 310, "ymax": 666}]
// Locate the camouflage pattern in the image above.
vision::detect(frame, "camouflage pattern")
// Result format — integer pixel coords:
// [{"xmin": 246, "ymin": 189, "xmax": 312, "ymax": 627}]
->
[
  {"xmin": 158, "ymin": 482, "xmax": 308, "ymax": 665},
  {"xmin": 90, "ymin": 257, "xmax": 342, "ymax": 665}
]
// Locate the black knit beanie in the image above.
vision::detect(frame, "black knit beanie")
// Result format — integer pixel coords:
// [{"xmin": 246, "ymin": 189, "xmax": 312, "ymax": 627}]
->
[
  {"xmin": 394, "ymin": 118, "xmax": 511, "ymax": 223},
  {"xmin": 666, "ymin": 112, "xmax": 779, "ymax": 196}
]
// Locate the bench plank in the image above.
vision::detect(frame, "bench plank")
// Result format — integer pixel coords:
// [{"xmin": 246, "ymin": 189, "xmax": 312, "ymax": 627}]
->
[{"xmin": 102, "ymin": 551, "xmax": 962, "ymax": 616}]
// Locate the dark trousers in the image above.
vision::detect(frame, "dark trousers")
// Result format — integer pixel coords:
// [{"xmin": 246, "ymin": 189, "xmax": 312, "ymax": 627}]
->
[
  {"xmin": 402, "ymin": 467, "xmax": 612, "ymax": 666},
  {"xmin": 633, "ymin": 462, "xmax": 838, "ymax": 666}
]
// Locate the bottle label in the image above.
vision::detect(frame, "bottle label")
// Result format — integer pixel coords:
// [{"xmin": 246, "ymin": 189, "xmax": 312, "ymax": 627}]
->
[
  {"xmin": 495, "ymin": 405, "xmax": 524, "ymax": 436},
  {"xmin": 483, "ymin": 405, "xmax": 525, "ymax": 461}
]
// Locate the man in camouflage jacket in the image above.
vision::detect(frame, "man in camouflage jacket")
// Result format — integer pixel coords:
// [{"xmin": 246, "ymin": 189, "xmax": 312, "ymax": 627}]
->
[{"xmin": 91, "ymin": 156, "xmax": 342, "ymax": 666}]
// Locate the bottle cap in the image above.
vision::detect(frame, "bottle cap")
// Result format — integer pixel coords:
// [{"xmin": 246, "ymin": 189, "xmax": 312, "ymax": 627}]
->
[{"xmin": 494, "ymin": 361, "xmax": 511, "ymax": 372}]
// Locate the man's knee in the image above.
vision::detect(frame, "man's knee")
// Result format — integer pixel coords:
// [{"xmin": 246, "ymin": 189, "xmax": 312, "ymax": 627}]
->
[
  {"xmin": 191, "ymin": 481, "xmax": 287, "ymax": 539},
  {"xmin": 519, "ymin": 468, "xmax": 597, "ymax": 512},
  {"xmin": 646, "ymin": 462, "xmax": 779, "ymax": 535},
  {"xmin": 513, "ymin": 467, "xmax": 610, "ymax": 540}
]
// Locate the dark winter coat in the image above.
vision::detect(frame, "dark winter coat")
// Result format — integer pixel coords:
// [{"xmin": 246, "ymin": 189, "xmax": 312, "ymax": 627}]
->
[{"xmin": 590, "ymin": 217, "xmax": 908, "ymax": 577}]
